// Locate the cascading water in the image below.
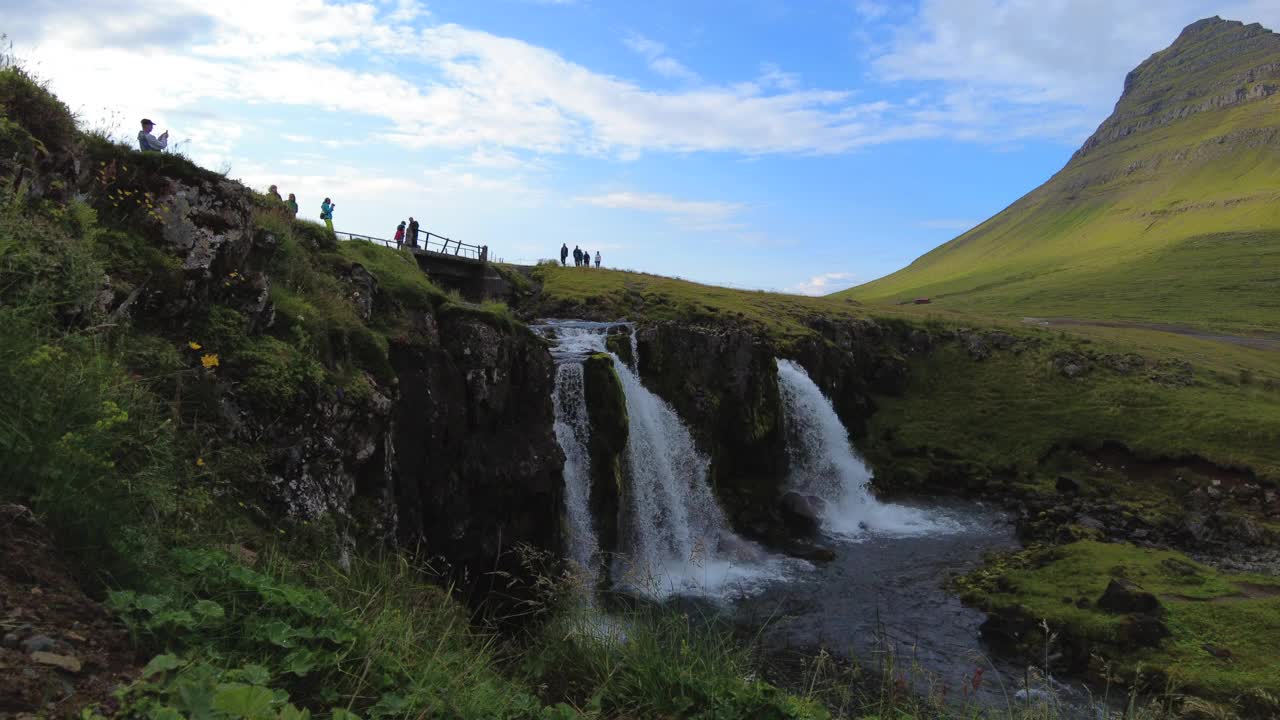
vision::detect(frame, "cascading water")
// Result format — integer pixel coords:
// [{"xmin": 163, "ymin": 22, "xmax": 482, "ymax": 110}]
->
[
  {"xmin": 536, "ymin": 320, "xmax": 793, "ymax": 600},
  {"xmin": 552, "ymin": 361, "xmax": 600, "ymax": 585},
  {"xmin": 776, "ymin": 358, "xmax": 955, "ymax": 538},
  {"xmin": 540, "ymin": 322, "xmax": 613, "ymax": 588}
]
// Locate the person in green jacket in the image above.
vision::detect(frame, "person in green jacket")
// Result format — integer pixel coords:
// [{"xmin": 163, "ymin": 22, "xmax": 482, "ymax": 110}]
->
[
  {"xmin": 320, "ymin": 198, "xmax": 335, "ymax": 232},
  {"xmin": 286, "ymin": 193, "xmax": 298, "ymax": 217}
]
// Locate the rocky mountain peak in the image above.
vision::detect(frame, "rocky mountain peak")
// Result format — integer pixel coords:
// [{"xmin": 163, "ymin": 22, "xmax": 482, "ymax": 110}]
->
[{"xmin": 1073, "ymin": 16, "xmax": 1280, "ymax": 160}]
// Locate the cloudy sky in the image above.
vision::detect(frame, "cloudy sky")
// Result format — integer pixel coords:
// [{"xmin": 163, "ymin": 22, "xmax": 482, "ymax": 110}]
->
[{"xmin": 7, "ymin": 0, "xmax": 1279, "ymax": 293}]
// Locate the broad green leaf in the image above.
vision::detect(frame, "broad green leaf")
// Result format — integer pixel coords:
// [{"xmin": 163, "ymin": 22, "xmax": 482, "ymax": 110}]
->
[
  {"xmin": 282, "ymin": 648, "xmax": 319, "ymax": 676},
  {"xmin": 106, "ymin": 590, "xmax": 138, "ymax": 611},
  {"xmin": 259, "ymin": 620, "xmax": 296, "ymax": 648},
  {"xmin": 148, "ymin": 706, "xmax": 184, "ymax": 720},
  {"xmin": 192, "ymin": 600, "xmax": 225, "ymax": 620},
  {"xmin": 278, "ymin": 705, "xmax": 311, "ymax": 720},
  {"xmin": 213, "ymin": 683, "xmax": 276, "ymax": 719},
  {"xmin": 147, "ymin": 610, "xmax": 197, "ymax": 630},
  {"xmin": 141, "ymin": 653, "xmax": 183, "ymax": 678},
  {"xmin": 330, "ymin": 708, "xmax": 361, "ymax": 720},
  {"xmin": 136, "ymin": 594, "xmax": 170, "ymax": 614}
]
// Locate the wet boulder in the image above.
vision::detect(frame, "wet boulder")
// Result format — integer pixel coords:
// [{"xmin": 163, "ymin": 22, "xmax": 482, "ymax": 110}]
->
[{"xmin": 778, "ymin": 491, "xmax": 825, "ymax": 535}]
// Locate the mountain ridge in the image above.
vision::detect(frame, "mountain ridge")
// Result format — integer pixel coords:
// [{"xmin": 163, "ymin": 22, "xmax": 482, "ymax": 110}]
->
[{"xmin": 843, "ymin": 16, "xmax": 1280, "ymax": 334}]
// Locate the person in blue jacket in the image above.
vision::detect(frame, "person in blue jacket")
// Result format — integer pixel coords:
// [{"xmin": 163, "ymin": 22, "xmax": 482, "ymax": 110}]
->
[{"xmin": 321, "ymin": 198, "xmax": 336, "ymax": 232}]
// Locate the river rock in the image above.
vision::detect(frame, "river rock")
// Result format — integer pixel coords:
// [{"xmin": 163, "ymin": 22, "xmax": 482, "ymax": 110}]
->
[
  {"xmin": 1097, "ymin": 578, "xmax": 1161, "ymax": 614},
  {"xmin": 30, "ymin": 651, "xmax": 82, "ymax": 673},
  {"xmin": 779, "ymin": 491, "xmax": 824, "ymax": 535},
  {"xmin": 2, "ymin": 632, "xmax": 18, "ymax": 649},
  {"xmin": 1055, "ymin": 475, "xmax": 1081, "ymax": 495}
]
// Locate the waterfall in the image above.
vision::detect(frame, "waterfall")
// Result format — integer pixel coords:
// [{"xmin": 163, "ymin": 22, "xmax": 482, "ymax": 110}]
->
[
  {"xmin": 551, "ymin": 361, "xmax": 600, "ymax": 587},
  {"xmin": 536, "ymin": 320, "xmax": 792, "ymax": 600},
  {"xmin": 776, "ymin": 358, "xmax": 952, "ymax": 538}
]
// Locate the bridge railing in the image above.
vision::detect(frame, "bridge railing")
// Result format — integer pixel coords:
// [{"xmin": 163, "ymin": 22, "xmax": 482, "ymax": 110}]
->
[{"xmin": 335, "ymin": 229, "xmax": 488, "ymax": 262}]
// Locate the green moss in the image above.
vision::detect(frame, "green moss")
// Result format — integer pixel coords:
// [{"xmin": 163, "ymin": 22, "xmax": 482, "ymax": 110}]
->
[
  {"xmin": 336, "ymin": 239, "xmax": 444, "ymax": 313},
  {"xmin": 865, "ymin": 336, "xmax": 1280, "ymax": 483},
  {"xmin": 438, "ymin": 299, "xmax": 523, "ymax": 334},
  {"xmin": 291, "ymin": 217, "xmax": 337, "ymax": 251},
  {"xmin": 961, "ymin": 541, "xmax": 1280, "ymax": 700},
  {"xmin": 237, "ymin": 335, "xmax": 326, "ymax": 414}
]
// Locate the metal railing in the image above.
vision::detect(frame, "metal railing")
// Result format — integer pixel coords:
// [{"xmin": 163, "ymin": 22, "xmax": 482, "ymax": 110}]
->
[{"xmin": 335, "ymin": 229, "xmax": 488, "ymax": 262}]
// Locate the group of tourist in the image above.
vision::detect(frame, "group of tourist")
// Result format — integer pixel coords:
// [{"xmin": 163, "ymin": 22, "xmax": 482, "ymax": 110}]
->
[
  {"xmin": 393, "ymin": 217, "xmax": 422, "ymax": 249},
  {"xmin": 561, "ymin": 243, "xmax": 601, "ymax": 269}
]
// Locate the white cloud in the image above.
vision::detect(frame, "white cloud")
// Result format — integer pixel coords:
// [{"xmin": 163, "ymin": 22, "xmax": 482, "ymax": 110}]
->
[
  {"xmin": 623, "ymin": 32, "xmax": 700, "ymax": 82},
  {"xmin": 575, "ymin": 191, "xmax": 746, "ymax": 231},
  {"xmin": 789, "ymin": 272, "xmax": 859, "ymax": 296},
  {"xmin": 873, "ymin": 0, "xmax": 1280, "ymax": 142}
]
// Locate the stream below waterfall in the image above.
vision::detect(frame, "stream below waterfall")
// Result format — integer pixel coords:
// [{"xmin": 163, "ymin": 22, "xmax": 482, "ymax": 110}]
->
[{"xmin": 534, "ymin": 320, "xmax": 1107, "ymax": 718}]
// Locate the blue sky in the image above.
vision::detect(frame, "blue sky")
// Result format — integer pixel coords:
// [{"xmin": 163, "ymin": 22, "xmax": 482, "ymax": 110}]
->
[{"xmin": 10, "ymin": 0, "xmax": 1280, "ymax": 293}]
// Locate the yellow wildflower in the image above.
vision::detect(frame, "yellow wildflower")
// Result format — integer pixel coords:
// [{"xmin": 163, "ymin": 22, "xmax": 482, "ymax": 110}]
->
[
  {"xmin": 201, "ymin": 353, "xmax": 220, "ymax": 369},
  {"xmin": 196, "ymin": 457, "xmax": 205, "ymax": 467},
  {"xmin": 188, "ymin": 341, "xmax": 202, "ymax": 350}
]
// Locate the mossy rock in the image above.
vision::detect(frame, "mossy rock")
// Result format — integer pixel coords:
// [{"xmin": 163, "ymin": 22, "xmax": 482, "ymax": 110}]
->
[
  {"xmin": 583, "ymin": 353, "xmax": 627, "ymax": 458},
  {"xmin": 583, "ymin": 353, "xmax": 628, "ymax": 561},
  {"xmin": 962, "ymin": 540, "xmax": 1280, "ymax": 701},
  {"xmin": 605, "ymin": 331, "xmax": 633, "ymax": 368}
]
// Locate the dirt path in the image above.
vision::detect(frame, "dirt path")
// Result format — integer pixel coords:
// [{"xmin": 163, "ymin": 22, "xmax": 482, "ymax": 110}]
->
[{"xmin": 1021, "ymin": 317, "xmax": 1280, "ymax": 351}]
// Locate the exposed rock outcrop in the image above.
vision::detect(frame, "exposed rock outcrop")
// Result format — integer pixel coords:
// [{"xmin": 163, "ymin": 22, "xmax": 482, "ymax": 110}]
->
[
  {"xmin": 1075, "ymin": 17, "xmax": 1280, "ymax": 159},
  {"xmin": 390, "ymin": 315, "xmax": 564, "ymax": 591}
]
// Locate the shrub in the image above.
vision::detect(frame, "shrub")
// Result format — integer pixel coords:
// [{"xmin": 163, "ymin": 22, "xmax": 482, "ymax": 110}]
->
[
  {"xmin": 0, "ymin": 312, "xmax": 189, "ymax": 581},
  {"xmin": 109, "ymin": 548, "xmax": 568, "ymax": 719},
  {"xmin": 0, "ymin": 65, "xmax": 77, "ymax": 156}
]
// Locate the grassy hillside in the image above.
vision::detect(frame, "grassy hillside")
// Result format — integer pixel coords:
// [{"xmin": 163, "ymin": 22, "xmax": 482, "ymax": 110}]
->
[
  {"xmin": 529, "ymin": 264, "xmax": 865, "ymax": 342},
  {"xmin": 844, "ymin": 18, "xmax": 1280, "ymax": 334}
]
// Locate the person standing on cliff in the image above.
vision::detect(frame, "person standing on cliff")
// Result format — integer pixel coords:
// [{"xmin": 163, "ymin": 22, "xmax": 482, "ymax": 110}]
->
[
  {"xmin": 407, "ymin": 217, "xmax": 420, "ymax": 248},
  {"xmin": 321, "ymin": 198, "xmax": 335, "ymax": 232},
  {"xmin": 573, "ymin": 246, "xmax": 582, "ymax": 266},
  {"xmin": 595, "ymin": 250, "xmax": 601, "ymax": 269},
  {"xmin": 560, "ymin": 243, "xmax": 568, "ymax": 266},
  {"xmin": 137, "ymin": 119, "xmax": 168, "ymax": 152},
  {"xmin": 286, "ymin": 193, "xmax": 298, "ymax": 217},
  {"xmin": 268, "ymin": 185, "xmax": 283, "ymax": 202},
  {"xmin": 394, "ymin": 221, "xmax": 406, "ymax": 248}
]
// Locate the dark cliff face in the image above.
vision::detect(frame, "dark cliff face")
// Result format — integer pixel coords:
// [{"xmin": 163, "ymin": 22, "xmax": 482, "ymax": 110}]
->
[
  {"xmin": 389, "ymin": 316, "xmax": 564, "ymax": 590},
  {"xmin": 630, "ymin": 319, "xmax": 916, "ymax": 536},
  {"xmin": 53, "ymin": 139, "xmax": 568, "ymax": 592},
  {"xmin": 635, "ymin": 323, "xmax": 789, "ymax": 507},
  {"xmin": 1074, "ymin": 16, "xmax": 1280, "ymax": 159}
]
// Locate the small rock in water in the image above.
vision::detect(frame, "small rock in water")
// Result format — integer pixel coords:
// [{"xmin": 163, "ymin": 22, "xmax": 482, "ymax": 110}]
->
[
  {"xmin": 30, "ymin": 651, "xmax": 82, "ymax": 673},
  {"xmin": 22, "ymin": 634, "xmax": 56, "ymax": 653},
  {"xmin": 1015, "ymin": 687, "xmax": 1053, "ymax": 704}
]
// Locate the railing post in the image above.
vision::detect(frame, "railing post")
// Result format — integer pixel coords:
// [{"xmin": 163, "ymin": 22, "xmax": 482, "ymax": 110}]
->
[{"xmin": 481, "ymin": 245, "xmax": 488, "ymax": 263}]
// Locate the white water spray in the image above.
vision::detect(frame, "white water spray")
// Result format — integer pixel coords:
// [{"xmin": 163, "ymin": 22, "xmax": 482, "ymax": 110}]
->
[{"xmin": 776, "ymin": 358, "xmax": 955, "ymax": 538}]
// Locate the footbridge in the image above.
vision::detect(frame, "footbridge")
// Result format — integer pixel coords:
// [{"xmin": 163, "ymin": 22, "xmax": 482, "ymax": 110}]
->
[{"xmin": 335, "ymin": 229, "xmax": 509, "ymax": 301}]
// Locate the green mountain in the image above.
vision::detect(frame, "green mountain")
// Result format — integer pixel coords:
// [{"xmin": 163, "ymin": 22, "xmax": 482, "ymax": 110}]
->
[{"xmin": 843, "ymin": 17, "xmax": 1280, "ymax": 334}]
